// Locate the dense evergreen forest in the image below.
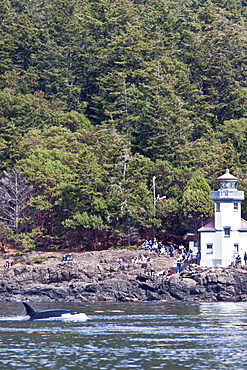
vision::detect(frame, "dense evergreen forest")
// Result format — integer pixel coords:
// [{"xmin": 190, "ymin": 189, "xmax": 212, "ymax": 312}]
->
[{"xmin": 0, "ymin": 0, "xmax": 247, "ymax": 251}]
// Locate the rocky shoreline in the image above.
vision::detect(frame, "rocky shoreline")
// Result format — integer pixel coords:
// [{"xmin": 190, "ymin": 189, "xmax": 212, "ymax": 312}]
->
[{"xmin": 0, "ymin": 249, "xmax": 247, "ymax": 302}]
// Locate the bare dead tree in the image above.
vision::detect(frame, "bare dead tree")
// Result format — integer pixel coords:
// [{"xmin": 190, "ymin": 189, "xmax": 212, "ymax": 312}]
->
[{"xmin": 0, "ymin": 169, "xmax": 33, "ymax": 234}]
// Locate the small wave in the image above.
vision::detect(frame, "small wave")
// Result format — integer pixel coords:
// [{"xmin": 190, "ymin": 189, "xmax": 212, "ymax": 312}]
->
[{"xmin": 0, "ymin": 315, "xmax": 28, "ymax": 321}]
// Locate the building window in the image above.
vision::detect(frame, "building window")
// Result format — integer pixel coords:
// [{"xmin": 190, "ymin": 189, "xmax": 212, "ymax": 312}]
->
[
  {"xmin": 234, "ymin": 202, "xmax": 238, "ymax": 211},
  {"xmin": 224, "ymin": 227, "xmax": 231, "ymax": 237},
  {"xmin": 216, "ymin": 203, "xmax": 220, "ymax": 212},
  {"xmin": 234, "ymin": 243, "xmax": 239, "ymax": 254},
  {"xmin": 206, "ymin": 244, "xmax": 213, "ymax": 254}
]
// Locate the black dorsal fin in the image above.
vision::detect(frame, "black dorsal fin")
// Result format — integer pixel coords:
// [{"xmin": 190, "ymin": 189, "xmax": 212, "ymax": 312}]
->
[{"xmin": 23, "ymin": 302, "xmax": 36, "ymax": 316}]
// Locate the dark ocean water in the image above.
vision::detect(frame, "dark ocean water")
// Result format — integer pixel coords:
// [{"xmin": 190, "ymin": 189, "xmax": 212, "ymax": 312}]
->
[{"xmin": 0, "ymin": 301, "xmax": 246, "ymax": 369}]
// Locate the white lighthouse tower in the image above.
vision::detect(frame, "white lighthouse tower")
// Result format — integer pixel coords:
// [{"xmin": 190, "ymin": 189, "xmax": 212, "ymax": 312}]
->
[{"xmin": 199, "ymin": 169, "xmax": 247, "ymax": 267}]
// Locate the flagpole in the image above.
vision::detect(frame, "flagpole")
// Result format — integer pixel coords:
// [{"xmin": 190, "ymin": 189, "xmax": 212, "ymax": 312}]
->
[{"xmin": 153, "ymin": 176, "xmax": 156, "ymax": 216}]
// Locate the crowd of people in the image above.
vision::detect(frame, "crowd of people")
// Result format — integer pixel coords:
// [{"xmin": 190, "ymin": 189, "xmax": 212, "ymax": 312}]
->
[
  {"xmin": 140, "ymin": 238, "xmax": 202, "ymax": 275},
  {"xmin": 141, "ymin": 238, "xmax": 182, "ymax": 257},
  {"xmin": 141, "ymin": 238, "xmax": 200, "ymax": 264}
]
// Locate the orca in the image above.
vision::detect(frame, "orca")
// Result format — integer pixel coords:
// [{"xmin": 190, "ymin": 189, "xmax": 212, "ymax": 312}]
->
[{"xmin": 23, "ymin": 302, "xmax": 80, "ymax": 321}]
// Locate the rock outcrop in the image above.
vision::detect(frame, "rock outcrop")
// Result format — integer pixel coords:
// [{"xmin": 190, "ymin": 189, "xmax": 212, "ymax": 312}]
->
[{"xmin": 0, "ymin": 249, "xmax": 247, "ymax": 302}]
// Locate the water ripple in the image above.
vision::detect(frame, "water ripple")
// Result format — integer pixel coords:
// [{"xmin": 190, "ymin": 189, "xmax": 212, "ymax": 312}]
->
[{"xmin": 0, "ymin": 302, "xmax": 246, "ymax": 369}]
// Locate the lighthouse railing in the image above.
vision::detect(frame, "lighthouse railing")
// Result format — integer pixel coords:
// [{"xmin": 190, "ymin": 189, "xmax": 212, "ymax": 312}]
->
[{"xmin": 211, "ymin": 190, "xmax": 244, "ymax": 200}]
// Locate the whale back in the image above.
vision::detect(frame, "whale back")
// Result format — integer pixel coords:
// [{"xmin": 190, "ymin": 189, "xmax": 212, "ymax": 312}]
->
[{"xmin": 22, "ymin": 302, "xmax": 81, "ymax": 320}]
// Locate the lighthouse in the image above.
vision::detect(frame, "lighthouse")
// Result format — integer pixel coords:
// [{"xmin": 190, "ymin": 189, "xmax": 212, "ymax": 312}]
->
[{"xmin": 198, "ymin": 169, "xmax": 247, "ymax": 267}]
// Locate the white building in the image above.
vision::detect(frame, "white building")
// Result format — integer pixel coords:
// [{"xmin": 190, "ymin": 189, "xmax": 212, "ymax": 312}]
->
[{"xmin": 198, "ymin": 169, "xmax": 247, "ymax": 267}]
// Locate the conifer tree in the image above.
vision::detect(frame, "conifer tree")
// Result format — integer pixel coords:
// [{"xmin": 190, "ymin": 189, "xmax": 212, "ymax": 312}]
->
[
  {"xmin": 195, "ymin": 1, "xmax": 247, "ymax": 125},
  {"xmin": 181, "ymin": 174, "xmax": 214, "ymax": 234}
]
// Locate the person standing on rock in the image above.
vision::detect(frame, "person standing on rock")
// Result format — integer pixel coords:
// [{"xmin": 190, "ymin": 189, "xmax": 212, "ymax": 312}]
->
[
  {"xmin": 169, "ymin": 245, "xmax": 174, "ymax": 257},
  {"xmin": 176, "ymin": 258, "xmax": 183, "ymax": 273},
  {"xmin": 244, "ymin": 252, "xmax": 247, "ymax": 265},
  {"xmin": 196, "ymin": 251, "xmax": 201, "ymax": 265},
  {"xmin": 149, "ymin": 268, "xmax": 155, "ymax": 280}
]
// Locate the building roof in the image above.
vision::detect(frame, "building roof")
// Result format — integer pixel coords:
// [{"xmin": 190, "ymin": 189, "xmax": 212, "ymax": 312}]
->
[
  {"xmin": 198, "ymin": 220, "xmax": 215, "ymax": 232},
  {"xmin": 239, "ymin": 218, "xmax": 247, "ymax": 231},
  {"xmin": 218, "ymin": 169, "xmax": 238, "ymax": 181},
  {"xmin": 198, "ymin": 218, "xmax": 247, "ymax": 232},
  {"xmin": 183, "ymin": 232, "xmax": 197, "ymax": 241}
]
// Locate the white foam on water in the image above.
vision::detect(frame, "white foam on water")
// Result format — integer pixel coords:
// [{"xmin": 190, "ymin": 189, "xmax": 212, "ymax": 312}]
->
[{"xmin": 61, "ymin": 312, "xmax": 89, "ymax": 321}]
